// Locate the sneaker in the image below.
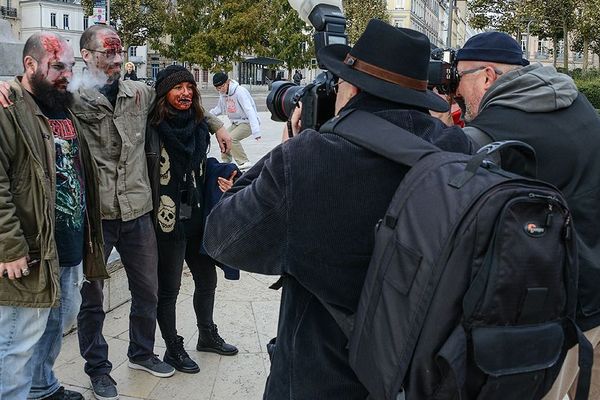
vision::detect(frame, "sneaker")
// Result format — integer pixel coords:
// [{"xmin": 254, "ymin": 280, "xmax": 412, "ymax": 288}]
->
[
  {"xmin": 90, "ymin": 375, "xmax": 119, "ymax": 400},
  {"xmin": 128, "ymin": 355, "xmax": 175, "ymax": 378},
  {"xmin": 237, "ymin": 161, "xmax": 253, "ymax": 171},
  {"xmin": 196, "ymin": 323, "xmax": 239, "ymax": 356},
  {"xmin": 42, "ymin": 386, "xmax": 84, "ymax": 400}
]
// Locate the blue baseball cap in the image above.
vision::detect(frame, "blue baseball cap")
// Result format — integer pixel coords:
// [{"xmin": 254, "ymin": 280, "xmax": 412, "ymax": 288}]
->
[{"xmin": 456, "ymin": 32, "xmax": 529, "ymax": 66}]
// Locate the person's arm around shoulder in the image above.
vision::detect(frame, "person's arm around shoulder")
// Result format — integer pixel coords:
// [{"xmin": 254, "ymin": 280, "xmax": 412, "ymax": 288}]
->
[
  {"xmin": 203, "ymin": 145, "xmax": 288, "ymax": 275},
  {"xmin": 206, "ymin": 113, "xmax": 232, "ymax": 154},
  {"xmin": 0, "ymin": 107, "xmax": 31, "ymax": 279},
  {"xmin": 0, "ymin": 81, "xmax": 13, "ymax": 108},
  {"xmin": 237, "ymin": 86, "xmax": 261, "ymax": 140}
]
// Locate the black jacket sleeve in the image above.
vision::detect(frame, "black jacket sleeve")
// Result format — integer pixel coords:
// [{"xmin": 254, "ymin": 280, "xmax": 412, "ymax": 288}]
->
[{"xmin": 203, "ymin": 144, "xmax": 288, "ymax": 275}]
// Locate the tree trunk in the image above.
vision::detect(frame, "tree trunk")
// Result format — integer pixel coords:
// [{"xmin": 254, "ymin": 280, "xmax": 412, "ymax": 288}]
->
[
  {"xmin": 553, "ymin": 37, "xmax": 558, "ymax": 68},
  {"xmin": 563, "ymin": 19, "xmax": 568, "ymax": 71},
  {"xmin": 583, "ymin": 39, "xmax": 589, "ymax": 72}
]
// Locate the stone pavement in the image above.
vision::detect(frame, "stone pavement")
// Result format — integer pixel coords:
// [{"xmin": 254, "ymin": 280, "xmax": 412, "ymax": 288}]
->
[
  {"xmin": 56, "ymin": 109, "xmax": 286, "ymax": 399},
  {"xmin": 57, "ymin": 271, "xmax": 281, "ymax": 400}
]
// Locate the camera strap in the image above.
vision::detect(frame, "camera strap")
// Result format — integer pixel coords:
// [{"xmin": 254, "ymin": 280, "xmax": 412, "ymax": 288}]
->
[{"xmin": 320, "ymin": 109, "xmax": 440, "ymax": 167}]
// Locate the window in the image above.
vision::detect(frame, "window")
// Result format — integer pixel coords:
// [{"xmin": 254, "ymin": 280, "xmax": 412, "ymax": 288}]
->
[
  {"xmin": 151, "ymin": 64, "xmax": 159, "ymax": 79},
  {"xmin": 63, "ymin": 14, "xmax": 69, "ymax": 29},
  {"xmin": 6, "ymin": 0, "xmax": 11, "ymax": 8},
  {"xmin": 50, "ymin": 13, "xmax": 56, "ymax": 27},
  {"xmin": 129, "ymin": 47, "xmax": 137, "ymax": 57},
  {"xmin": 83, "ymin": 16, "xmax": 88, "ymax": 30}
]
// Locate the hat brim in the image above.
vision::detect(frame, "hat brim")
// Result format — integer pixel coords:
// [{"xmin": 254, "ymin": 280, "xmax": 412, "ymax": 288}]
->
[{"xmin": 318, "ymin": 44, "xmax": 449, "ymax": 113}]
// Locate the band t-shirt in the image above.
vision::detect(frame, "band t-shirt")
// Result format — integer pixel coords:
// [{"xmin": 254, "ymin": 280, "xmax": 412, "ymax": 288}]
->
[{"xmin": 33, "ymin": 97, "xmax": 86, "ymax": 267}]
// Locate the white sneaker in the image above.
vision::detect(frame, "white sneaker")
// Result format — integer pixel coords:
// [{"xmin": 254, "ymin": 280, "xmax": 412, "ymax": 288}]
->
[{"xmin": 238, "ymin": 162, "xmax": 253, "ymax": 171}]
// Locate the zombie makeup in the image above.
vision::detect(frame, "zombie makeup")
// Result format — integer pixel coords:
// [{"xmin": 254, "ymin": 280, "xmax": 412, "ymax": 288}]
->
[
  {"xmin": 36, "ymin": 35, "xmax": 75, "ymax": 92},
  {"xmin": 166, "ymin": 82, "xmax": 195, "ymax": 111},
  {"xmin": 87, "ymin": 31, "xmax": 123, "ymax": 84}
]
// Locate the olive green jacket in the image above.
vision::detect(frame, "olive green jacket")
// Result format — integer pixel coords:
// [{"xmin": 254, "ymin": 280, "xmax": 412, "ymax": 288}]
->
[
  {"xmin": 71, "ymin": 81, "xmax": 155, "ymax": 222},
  {"xmin": 0, "ymin": 78, "xmax": 107, "ymax": 308}
]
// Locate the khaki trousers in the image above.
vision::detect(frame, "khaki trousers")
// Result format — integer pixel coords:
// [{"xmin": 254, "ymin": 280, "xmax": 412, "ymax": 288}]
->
[
  {"xmin": 222, "ymin": 122, "xmax": 251, "ymax": 165},
  {"xmin": 543, "ymin": 325, "xmax": 600, "ymax": 400}
]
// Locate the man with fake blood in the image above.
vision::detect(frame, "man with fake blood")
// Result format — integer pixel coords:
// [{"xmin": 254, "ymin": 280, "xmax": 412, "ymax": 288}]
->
[
  {"xmin": 0, "ymin": 32, "xmax": 107, "ymax": 400},
  {"xmin": 72, "ymin": 26, "xmax": 232, "ymax": 400}
]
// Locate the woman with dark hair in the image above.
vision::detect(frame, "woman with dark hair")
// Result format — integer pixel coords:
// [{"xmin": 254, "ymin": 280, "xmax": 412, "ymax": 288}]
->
[{"xmin": 146, "ymin": 65, "xmax": 238, "ymax": 374}]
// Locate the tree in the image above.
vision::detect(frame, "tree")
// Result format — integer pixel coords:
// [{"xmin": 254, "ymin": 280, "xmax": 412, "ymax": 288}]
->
[
  {"xmin": 571, "ymin": 0, "xmax": 600, "ymax": 71},
  {"xmin": 81, "ymin": 0, "xmax": 168, "ymax": 56},
  {"xmin": 522, "ymin": 0, "xmax": 575, "ymax": 69},
  {"xmin": 159, "ymin": 0, "xmax": 271, "ymax": 71},
  {"xmin": 468, "ymin": 0, "xmax": 526, "ymax": 36},
  {"xmin": 343, "ymin": 0, "xmax": 388, "ymax": 44},
  {"xmin": 263, "ymin": 0, "xmax": 313, "ymax": 74}
]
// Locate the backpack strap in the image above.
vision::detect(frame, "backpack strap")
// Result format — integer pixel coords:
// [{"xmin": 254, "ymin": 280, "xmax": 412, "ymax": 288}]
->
[
  {"xmin": 320, "ymin": 109, "xmax": 441, "ymax": 167},
  {"xmin": 569, "ymin": 318, "xmax": 593, "ymax": 400}
]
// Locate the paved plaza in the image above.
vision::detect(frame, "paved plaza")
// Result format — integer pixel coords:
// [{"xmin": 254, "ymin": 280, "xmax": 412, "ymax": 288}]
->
[{"xmin": 57, "ymin": 104, "xmax": 287, "ymax": 399}]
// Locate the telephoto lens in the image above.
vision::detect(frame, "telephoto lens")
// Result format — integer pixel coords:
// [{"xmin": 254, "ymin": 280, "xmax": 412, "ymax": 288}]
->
[{"xmin": 266, "ymin": 81, "xmax": 305, "ymax": 122}]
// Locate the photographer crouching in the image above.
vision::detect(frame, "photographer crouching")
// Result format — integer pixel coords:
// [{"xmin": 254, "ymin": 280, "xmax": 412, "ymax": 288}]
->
[{"xmin": 203, "ymin": 19, "xmax": 473, "ymax": 399}]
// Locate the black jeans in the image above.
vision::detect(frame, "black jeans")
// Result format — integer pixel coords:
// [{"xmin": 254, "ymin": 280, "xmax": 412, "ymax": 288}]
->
[
  {"xmin": 156, "ymin": 235, "xmax": 218, "ymax": 342},
  {"xmin": 77, "ymin": 214, "xmax": 159, "ymax": 377}
]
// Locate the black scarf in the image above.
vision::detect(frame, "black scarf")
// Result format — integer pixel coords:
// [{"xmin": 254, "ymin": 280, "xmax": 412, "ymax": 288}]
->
[{"xmin": 156, "ymin": 109, "xmax": 209, "ymax": 239}]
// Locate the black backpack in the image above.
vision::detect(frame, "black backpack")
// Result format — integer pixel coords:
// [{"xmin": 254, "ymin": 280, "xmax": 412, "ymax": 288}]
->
[{"xmin": 320, "ymin": 110, "xmax": 593, "ymax": 400}]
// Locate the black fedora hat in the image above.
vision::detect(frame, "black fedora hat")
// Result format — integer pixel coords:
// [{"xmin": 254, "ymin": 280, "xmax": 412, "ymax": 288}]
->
[{"xmin": 318, "ymin": 19, "xmax": 449, "ymax": 112}]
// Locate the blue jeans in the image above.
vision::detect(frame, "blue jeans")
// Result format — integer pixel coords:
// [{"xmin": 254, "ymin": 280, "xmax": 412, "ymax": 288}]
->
[
  {"xmin": 28, "ymin": 263, "xmax": 83, "ymax": 399},
  {"xmin": 0, "ymin": 305, "xmax": 51, "ymax": 399}
]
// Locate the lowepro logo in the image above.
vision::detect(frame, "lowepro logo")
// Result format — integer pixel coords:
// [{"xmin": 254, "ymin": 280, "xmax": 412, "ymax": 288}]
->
[{"xmin": 525, "ymin": 223, "xmax": 546, "ymax": 237}]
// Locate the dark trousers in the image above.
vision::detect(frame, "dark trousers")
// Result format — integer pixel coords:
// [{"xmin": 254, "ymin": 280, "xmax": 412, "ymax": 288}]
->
[
  {"xmin": 157, "ymin": 235, "xmax": 217, "ymax": 342},
  {"xmin": 77, "ymin": 214, "xmax": 159, "ymax": 377}
]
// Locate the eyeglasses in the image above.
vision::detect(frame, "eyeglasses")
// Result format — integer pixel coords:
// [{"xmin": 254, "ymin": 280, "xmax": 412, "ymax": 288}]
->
[
  {"xmin": 457, "ymin": 65, "xmax": 504, "ymax": 79},
  {"xmin": 85, "ymin": 48, "xmax": 126, "ymax": 59}
]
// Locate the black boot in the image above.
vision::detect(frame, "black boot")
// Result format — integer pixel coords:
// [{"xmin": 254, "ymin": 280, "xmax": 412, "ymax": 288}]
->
[
  {"xmin": 196, "ymin": 324, "xmax": 238, "ymax": 356},
  {"xmin": 164, "ymin": 335, "xmax": 200, "ymax": 373}
]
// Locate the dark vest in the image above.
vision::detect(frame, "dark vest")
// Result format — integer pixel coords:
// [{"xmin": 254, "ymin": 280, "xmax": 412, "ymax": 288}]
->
[{"xmin": 469, "ymin": 94, "xmax": 600, "ymax": 330}]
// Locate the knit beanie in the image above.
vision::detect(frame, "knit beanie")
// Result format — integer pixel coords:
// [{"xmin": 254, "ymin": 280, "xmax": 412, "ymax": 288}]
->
[
  {"xmin": 213, "ymin": 72, "xmax": 228, "ymax": 87},
  {"xmin": 155, "ymin": 65, "xmax": 196, "ymax": 98},
  {"xmin": 455, "ymin": 32, "xmax": 530, "ymax": 66}
]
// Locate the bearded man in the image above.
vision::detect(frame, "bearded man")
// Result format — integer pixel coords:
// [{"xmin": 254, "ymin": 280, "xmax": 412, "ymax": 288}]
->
[{"xmin": 0, "ymin": 32, "xmax": 106, "ymax": 400}]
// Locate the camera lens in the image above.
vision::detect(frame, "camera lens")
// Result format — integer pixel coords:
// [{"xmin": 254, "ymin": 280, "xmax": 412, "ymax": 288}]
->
[{"xmin": 266, "ymin": 81, "xmax": 304, "ymax": 122}]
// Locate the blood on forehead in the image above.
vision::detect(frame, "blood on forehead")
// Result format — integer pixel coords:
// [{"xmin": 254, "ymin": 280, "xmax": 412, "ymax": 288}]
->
[
  {"xmin": 41, "ymin": 35, "xmax": 64, "ymax": 61},
  {"xmin": 100, "ymin": 34, "xmax": 122, "ymax": 51}
]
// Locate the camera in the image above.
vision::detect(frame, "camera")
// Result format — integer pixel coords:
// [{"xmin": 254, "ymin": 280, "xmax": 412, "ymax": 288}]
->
[
  {"xmin": 266, "ymin": 1, "xmax": 347, "ymax": 131},
  {"xmin": 428, "ymin": 47, "xmax": 459, "ymax": 95},
  {"xmin": 266, "ymin": 71, "xmax": 337, "ymax": 131}
]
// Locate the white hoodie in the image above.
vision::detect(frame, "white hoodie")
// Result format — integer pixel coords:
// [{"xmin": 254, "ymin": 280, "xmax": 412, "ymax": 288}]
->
[{"xmin": 209, "ymin": 79, "xmax": 261, "ymax": 138}]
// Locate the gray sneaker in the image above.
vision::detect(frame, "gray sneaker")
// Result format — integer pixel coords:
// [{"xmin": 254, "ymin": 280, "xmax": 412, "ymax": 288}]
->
[
  {"xmin": 90, "ymin": 374, "xmax": 119, "ymax": 400},
  {"xmin": 128, "ymin": 355, "xmax": 175, "ymax": 378}
]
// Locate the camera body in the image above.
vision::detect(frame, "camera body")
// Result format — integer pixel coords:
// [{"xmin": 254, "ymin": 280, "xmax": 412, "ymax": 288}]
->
[
  {"xmin": 428, "ymin": 48, "xmax": 459, "ymax": 95},
  {"xmin": 266, "ymin": 1, "xmax": 346, "ymax": 131},
  {"xmin": 266, "ymin": 71, "xmax": 337, "ymax": 131}
]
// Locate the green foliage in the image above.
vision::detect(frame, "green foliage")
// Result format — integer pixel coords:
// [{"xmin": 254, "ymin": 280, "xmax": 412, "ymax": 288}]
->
[
  {"xmin": 81, "ymin": 0, "xmax": 168, "ymax": 51},
  {"xmin": 262, "ymin": 0, "xmax": 313, "ymax": 72},
  {"xmin": 468, "ymin": 0, "xmax": 525, "ymax": 34},
  {"xmin": 81, "ymin": 0, "xmax": 93, "ymax": 17},
  {"xmin": 343, "ymin": 0, "xmax": 388, "ymax": 44},
  {"xmin": 160, "ymin": 0, "xmax": 272, "ymax": 71},
  {"xmin": 574, "ymin": 78, "xmax": 600, "ymax": 108},
  {"xmin": 112, "ymin": 0, "xmax": 169, "ymax": 48}
]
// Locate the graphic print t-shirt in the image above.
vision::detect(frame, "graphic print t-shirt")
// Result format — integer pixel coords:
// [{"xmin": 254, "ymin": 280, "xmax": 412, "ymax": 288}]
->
[{"xmin": 34, "ymin": 98, "xmax": 86, "ymax": 267}]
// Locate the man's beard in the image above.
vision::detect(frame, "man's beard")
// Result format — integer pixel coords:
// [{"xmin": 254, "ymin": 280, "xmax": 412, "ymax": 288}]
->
[{"xmin": 30, "ymin": 69, "xmax": 74, "ymax": 113}]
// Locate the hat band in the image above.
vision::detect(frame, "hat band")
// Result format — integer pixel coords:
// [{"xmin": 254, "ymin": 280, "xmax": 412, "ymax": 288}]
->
[{"xmin": 344, "ymin": 54, "xmax": 428, "ymax": 91}]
